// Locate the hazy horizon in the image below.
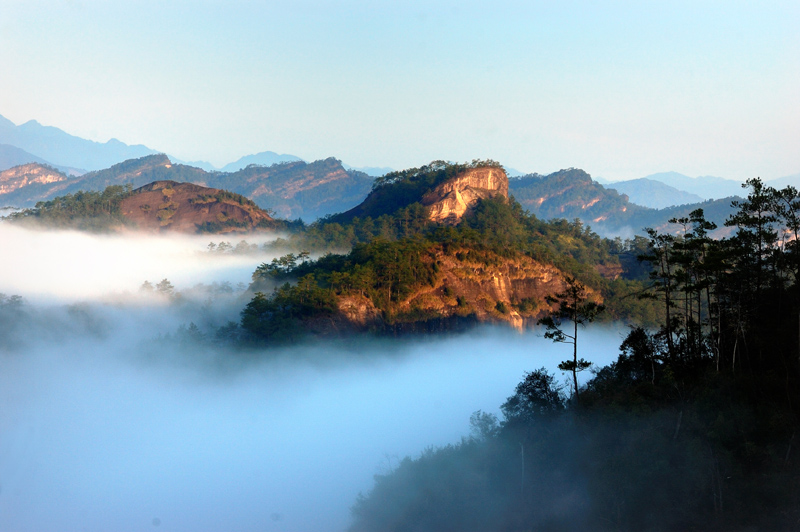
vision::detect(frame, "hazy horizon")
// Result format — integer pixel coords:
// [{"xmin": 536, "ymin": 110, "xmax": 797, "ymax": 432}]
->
[{"xmin": 1, "ymin": 2, "xmax": 797, "ymax": 181}]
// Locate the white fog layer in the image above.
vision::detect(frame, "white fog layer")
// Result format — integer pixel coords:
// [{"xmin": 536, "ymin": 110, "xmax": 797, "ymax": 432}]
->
[
  {"xmin": 0, "ymin": 226, "xmax": 626, "ymax": 531},
  {"xmin": 0, "ymin": 225, "xmax": 281, "ymax": 302}
]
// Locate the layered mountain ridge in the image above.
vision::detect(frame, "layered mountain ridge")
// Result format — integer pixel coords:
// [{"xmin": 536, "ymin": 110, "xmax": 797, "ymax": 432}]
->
[
  {"xmin": 9, "ymin": 178, "xmax": 279, "ymax": 234},
  {"xmin": 0, "ymin": 154, "xmax": 373, "ymax": 221}
]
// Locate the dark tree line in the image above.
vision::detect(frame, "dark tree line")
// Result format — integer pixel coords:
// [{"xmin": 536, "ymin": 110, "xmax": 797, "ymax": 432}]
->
[
  {"xmin": 348, "ymin": 178, "xmax": 800, "ymax": 532},
  {"xmin": 638, "ymin": 178, "xmax": 800, "ymax": 390},
  {"xmin": 8, "ymin": 184, "xmax": 134, "ymax": 231}
]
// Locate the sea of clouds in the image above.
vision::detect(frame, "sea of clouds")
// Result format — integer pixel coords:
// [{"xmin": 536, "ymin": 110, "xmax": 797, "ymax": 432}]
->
[{"xmin": 0, "ymin": 225, "xmax": 626, "ymax": 531}]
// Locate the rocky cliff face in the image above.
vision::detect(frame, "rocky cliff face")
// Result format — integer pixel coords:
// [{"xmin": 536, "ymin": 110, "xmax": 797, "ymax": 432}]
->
[
  {"xmin": 398, "ymin": 248, "xmax": 594, "ymax": 331},
  {"xmin": 0, "ymin": 163, "xmax": 69, "ymax": 199},
  {"xmin": 305, "ymin": 247, "xmax": 600, "ymax": 334},
  {"xmin": 422, "ymin": 167, "xmax": 509, "ymax": 224},
  {"xmin": 331, "ymin": 163, "xmax": 509, "ymax": 225},
  {"xmin": 0, "ymin": 154, "xmax": 189, "ymax": 207}
]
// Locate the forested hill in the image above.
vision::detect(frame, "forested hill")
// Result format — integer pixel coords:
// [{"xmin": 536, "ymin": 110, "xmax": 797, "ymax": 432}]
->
[
  {"xmin": 510, "ymin": 168, "xmax": 641, "ymax": 225},
  {"xmin": 203, "ymin": 157, "xmax": 374, "ymax": 220},
  {"xmin": 0, "ymin": 154, "xmax": 203, "ymax": 207},
  {"xmin": 236, "ymin": 161, "xmax": 657, "ymax": 340},
  {"xmin": 7, "ymin": 180, "xmax": 283, "ymax": 233},
  {"xmin": 329, "ymin": 160, "xmax": 507, "ymax": 225}
]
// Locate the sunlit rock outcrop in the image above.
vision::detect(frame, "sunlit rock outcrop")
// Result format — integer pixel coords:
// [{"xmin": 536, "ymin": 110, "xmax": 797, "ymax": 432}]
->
[
  {"xmin": 422, "ymin": 167, "xmax": 509, "ymax": 224},
  {"xmin": 0, "ymin": 163, "xmax": 69, "ymax": 199}
]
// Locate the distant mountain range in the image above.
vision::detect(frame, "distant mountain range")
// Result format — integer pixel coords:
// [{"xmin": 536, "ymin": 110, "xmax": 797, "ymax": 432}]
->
[
  {"xmin": 341, "ymin": 163, "xmax": 394, "ymax": 177},
  {"xmin": 0, "ymin": 113, "xmax": 381, "ymax": 178},
  {"xmin": 510, "ymin": 169, "xmax": 740, "ymax": 237},
  {"xmin": 0, "ymin": 144, "xmax": 84, "ymax": 176},
  {"xmin": 766, "ymin": 173, "xmax": 800, "ymax": 190},
  {"xmin": 598, "ymin": 172, "xmax": 744, "ymax": 204},
  {"xmin": 638, "ymin": 172, "xmax": 745, "ymax": 200},
  {"xmin": 1, "ymin": 152, "xmax": 780, "ymax": 242},
  {"xmin": 605, "ymin": 178, "xmax": 703, "ymax": 209},
  {"xmin": 0, "ymin": 154, "xmax": 374, "ymax": 221},
  {"xmin": 0, "ymin": 115, "xmax": 156, "ymax": 172},
  {"xmin": 3, "ymin": 112, "xmax": 799, "ymax": 232},
  {"xmin": 219, "ymin": 151, "xmax": 304, "ymax": 173},
  {"xmin": 605, "ymin": 171, "xmax": 800, "ymax": 207}
]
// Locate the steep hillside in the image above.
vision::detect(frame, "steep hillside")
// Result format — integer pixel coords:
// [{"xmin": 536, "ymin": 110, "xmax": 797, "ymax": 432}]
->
[
  {"xmin": 238, "ymin": 162, "xmax": 659, "ymax": 342},
  {"xmin": 510, "ymin": 168, "xmax": 641, "ymax": 226},
  {"xmin": 8, "ymin": 180, "xmax": 280, "ymax": 233},
  {"xmin": 120, "ymin": 181, "xmax": 278, "ymax": 233},
  {"xmin": 332, "ymin": 160, "xmax": 507, "ymax": 225},
  {"xmin": 0, "ymin": 163, "xmax": 70, "ymax": 202},
  {"xmin": 205, "ymin": 157, "xmax": 373, "ymax": 220},
  {"xmin": 422, "ymin": 166, "xmax": 508, "ymax": 224},
  {"xmin": 244, "ymin": 237, "xmax": 610, "ymax": 340}
]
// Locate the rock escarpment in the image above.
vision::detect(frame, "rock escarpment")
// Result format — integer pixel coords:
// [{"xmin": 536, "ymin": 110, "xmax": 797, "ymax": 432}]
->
[
  {"xmin": 0, "ymin": 163, "xmax": 69, "ymax": 201},
  {"xmin": 421, "ymin": 167, "xmax": 508, "ymax": 224},
  {"xmin": 301, "ymin": 247, "xmax": 601, "ymax": 334},
  {"xmin": 331, "ymin": 162, "xmax": 510, "ymax": 225}
]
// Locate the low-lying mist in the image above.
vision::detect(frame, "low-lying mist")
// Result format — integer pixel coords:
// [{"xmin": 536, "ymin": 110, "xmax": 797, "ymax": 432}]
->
[
  {"xmin": 0, "ymin": 224, "xmax": 627, "ymax": 531},
  {"xmin": 0, "ymin": 224, "xmax": 281, "ymax": 302}
]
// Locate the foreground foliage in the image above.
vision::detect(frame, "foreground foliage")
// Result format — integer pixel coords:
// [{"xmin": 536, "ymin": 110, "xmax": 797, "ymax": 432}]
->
[{"xmin": 348, "ymin": 178, "xmax": 800, "ymax": 531}]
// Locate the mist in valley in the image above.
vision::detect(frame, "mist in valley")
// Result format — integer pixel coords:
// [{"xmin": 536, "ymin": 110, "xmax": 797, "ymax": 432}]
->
[{"xmin": 0, "ymin": 225, "xmax": 628, "ymax": 531}]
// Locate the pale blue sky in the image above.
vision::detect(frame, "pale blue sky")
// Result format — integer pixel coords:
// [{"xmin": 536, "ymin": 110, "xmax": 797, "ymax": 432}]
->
[{"xmin": 1, "ymin": 0, "xmax": 798, "ymax": 179}]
